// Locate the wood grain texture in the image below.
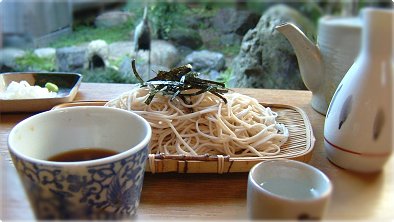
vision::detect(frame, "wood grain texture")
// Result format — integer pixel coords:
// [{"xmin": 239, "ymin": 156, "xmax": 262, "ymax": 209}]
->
[{"xmin": 1, "ymin": 83, "xmax": 393, "ymax": 220}]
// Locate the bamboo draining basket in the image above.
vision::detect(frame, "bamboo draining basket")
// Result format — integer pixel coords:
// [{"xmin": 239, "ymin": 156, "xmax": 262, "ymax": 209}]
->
[{"xmin": 53, "ymin": 101, "xmax": 315, "ymax": 174}]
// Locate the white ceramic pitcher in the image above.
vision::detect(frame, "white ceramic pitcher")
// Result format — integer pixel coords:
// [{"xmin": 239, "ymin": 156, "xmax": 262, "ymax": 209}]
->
[
  {"xmin": 324, "ymin": 8, "xmax": 393, "ymax": 173},
  {"xmin": 276, "ymin": 17, "xmax": 361, "ymax": 115}
]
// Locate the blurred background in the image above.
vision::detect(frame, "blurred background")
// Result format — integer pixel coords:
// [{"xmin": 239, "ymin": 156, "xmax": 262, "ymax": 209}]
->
[{"xmin": 0, "ymin": 0, "xmax": 392, "ymax": 89}]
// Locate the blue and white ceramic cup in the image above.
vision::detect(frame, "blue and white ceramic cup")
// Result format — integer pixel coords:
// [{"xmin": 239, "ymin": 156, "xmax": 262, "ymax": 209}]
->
[{"xmin": 8, "ymin": 106, "xmax": 151, "ymax": 220}]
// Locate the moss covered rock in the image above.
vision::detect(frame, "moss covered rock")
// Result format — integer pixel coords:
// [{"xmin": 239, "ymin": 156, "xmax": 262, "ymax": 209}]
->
[{"xmin": 229, "ymin": 4, "xmax": 316, "ymax": 89}]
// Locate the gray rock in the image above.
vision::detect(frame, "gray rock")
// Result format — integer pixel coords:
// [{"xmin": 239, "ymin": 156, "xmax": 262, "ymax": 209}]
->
[
  {"xmin": 229, "ymin": 4, "xmax": 315, "ymax": 89},
  {"xmin": 95, "ymin": 11, "xmax": 133, "ymax": 28},
  {"xmin": 220, "ymin": 33, "xmax": 242, "ymax": 46},
  {"xmin": 119, "ymin": 57, "xmax": 138, "ymax": 81},
  {"xmin": 34, "ymin": 48, "xmax": 56, "ymax": 59},
  {"xmin": 109, "ymin": 40, "xmax": 180, "ymax": 69},
  {"xmin": 119, "ymin": 57, "xmax": 168, "ymax": 81},
  {"xmin": 109, "ymin": 41, "xmax": 134, "ymax": 60},
  {"xmin": 3, "ymin": 34, "xmax": 32, "ymax": 48},
  {"xmin": 149, "ymin": 40, "xmax": 180, "ymax": 69},
  {"xmin": 212, "ymin": 8, "xmax": 260, "ymax": 36},
  {"xmin": 0, "ymin": 48, "xmax": 26, "ymax": 71},
  {"xmin": 207, "ymin": 70, "xmax": 221, "ymax": 80},
  {"xmin": 56, "ymin": 46, "xmax": 87, "ymax": 72},
  {"xmin": 168, "ymin": 28, "xmax": 203, "ymax": 50},
  {"xmin": 182, "ymin": 50, "xmax": 225, "ymax": 75},
  {"xmin": 176, "ymin": 45, "xmax": 194, "ymax": 60}
]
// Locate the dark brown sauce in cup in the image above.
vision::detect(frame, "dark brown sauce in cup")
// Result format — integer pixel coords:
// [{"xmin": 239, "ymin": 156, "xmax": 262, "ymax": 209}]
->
[{"xmin": 48, "ymin": 148, "xmax": 118, "ymax": 162}]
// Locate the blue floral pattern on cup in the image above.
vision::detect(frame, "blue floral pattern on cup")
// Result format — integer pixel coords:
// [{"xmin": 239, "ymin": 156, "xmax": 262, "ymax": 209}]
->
[{"xmin": 10, "ymin": 147, "xmax": 148, "ymax": 220}]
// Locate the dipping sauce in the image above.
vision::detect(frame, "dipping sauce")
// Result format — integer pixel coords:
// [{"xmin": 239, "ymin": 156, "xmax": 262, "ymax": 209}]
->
[{"xmin": 48, "ymin": 148, "xmax": 118, "ymax": 162}]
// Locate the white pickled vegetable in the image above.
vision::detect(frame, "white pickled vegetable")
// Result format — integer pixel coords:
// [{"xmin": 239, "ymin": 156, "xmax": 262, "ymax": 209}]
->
[{"xmin": 0, "ymin": 81, "xmax": 57, "ymax": 99}]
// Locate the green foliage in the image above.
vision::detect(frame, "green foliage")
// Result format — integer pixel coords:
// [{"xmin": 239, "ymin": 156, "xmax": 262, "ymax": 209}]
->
[
  {"xmin": 124, "ymin": 1, "xmax": 190, "ymax": 40},
  {"xmin": 181, "ymin": 1, "xmax": 223, "ymax": 19},
  {"xmin": 217, "ymin": 67, "xmax": 233, "ymax": 86},
  {"xmin": 15, "ymin": 52, "xmax": 56, "ymax": 72},
  {"xmin": 299, "ymin": 2, "xmax": 323, "ymax": 26},
  {"xmin": 149, "ymin": 2, "xmax": 188, "ymax": 40},
  {"xmin": 196, "ymin": 1, "xmax": 236, "ymax": 11},
  {"xmin": 50, "ymin": 20, "xmax": 134, "ymax": 48},
  {"xmin": 123, "ymin": 0, "xmax": 145, "ymax": 13}
]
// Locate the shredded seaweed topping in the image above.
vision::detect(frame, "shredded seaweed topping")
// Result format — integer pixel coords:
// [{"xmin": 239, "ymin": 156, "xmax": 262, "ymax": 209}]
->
[{"xmin": 131, "ymin": 60, "xmax": 228, "ymax": 105}]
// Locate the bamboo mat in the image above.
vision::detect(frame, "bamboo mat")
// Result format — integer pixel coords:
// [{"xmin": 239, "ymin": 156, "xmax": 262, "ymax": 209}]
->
[{"xmin": 53, "ymin": 101, "xmax": 315, "ymax": 173}]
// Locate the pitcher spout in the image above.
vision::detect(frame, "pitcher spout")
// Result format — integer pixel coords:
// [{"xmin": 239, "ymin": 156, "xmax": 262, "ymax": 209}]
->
[{"xmin": 275, "ymin": 23, "xmax": 323, "ymax": 92}]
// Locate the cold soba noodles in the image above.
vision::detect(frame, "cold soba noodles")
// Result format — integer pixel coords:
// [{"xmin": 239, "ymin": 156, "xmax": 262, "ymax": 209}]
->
[{"xmin": 106, "ymin": 86, "xmax": 288, "ymax": 157}]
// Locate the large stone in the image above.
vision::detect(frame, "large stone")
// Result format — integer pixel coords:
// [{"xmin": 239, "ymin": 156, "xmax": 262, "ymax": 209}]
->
[
  {"xmin": 181, "ymin": 50, "xmax": 225, "ymax": 76},
  {"xmin": 212, "ymin": 8, "xmax": 260, "ymax": 36},
  {"xmin": 109, "ymin": 41, "xmax": 134, "ymax": 60},
  {"xmin": 176, "ymin": 45, "xmax": 194, "ymax": 60},
  {"xmin": 95, "ymin": 11, "xmax": 134, "ymax": 28},
  {"xmin": 167, "ymin": 28, "xmax": 203, "ymax": 50},
  {"xmin": 149, "ymin": 40, "xmax": 180, "ymax": 69},
  {"xmin": 109, "ymin": 40, "xmax": 180, "ymax": 68},
  {"xmin": 119, "ymin": 57, "xmax": 169, "ymax": 82},
  {"xmin": 0, "ymin": 48, "xmax": 26, "ymax": 71},
  {"xmin": 56, "ymin": 46, "xmax": 87, "ymax": 72},
  {"xmin": 229, "ymin": 4, "xmax": 315, "ymax": 89}
]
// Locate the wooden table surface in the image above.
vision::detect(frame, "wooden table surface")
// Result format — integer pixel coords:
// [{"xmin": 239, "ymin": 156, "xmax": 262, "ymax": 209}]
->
[{"xmin": 1, "ymin": 83, "xmax": 393, "ymax": 220}]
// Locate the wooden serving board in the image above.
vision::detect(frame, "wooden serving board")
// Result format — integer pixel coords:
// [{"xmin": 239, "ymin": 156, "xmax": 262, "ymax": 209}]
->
[{"xmin": 53, "ymin": 101, "xmax": 315, "ymax": 174}]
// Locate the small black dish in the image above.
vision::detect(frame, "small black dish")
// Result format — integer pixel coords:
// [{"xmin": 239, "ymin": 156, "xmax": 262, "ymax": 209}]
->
[{"xmin": 0, "ymin": 72, "xmax": 82, "ymax": 112}]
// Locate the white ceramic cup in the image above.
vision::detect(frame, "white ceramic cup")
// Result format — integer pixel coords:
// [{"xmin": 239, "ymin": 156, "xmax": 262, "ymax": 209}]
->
[
  {"xmin": 8, "ymin": 106, "xmax": 152, "ymax": 220},
  {"xmin": 247, "ymin": 159, "xmax": 332, "ymax": 220}
]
